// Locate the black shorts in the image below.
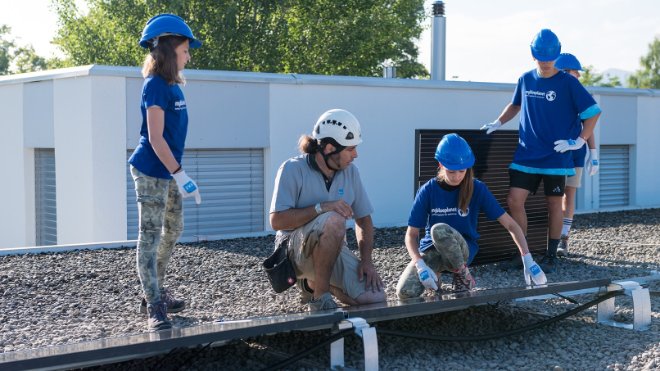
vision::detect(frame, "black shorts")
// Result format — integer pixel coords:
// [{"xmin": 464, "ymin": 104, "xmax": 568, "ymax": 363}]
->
[{"xmin": 509, "ymin": 168, "xmax": 565, "ymax": 196}]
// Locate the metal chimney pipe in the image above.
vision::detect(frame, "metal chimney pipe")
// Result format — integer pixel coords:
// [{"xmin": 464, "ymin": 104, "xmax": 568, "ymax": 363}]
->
[{"xmin": 431, "ymin": 1, "xmax": 446, "ymax": 80}]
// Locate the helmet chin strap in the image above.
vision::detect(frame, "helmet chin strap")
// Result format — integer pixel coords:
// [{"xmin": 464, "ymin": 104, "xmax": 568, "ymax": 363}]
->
[
  {"xmin": 322, "ymin": 150, "xmax": 342, "ymax": 171},
  {"xmin": 320, "ymin": 142, "xmax": 344, "ymax": 171}
]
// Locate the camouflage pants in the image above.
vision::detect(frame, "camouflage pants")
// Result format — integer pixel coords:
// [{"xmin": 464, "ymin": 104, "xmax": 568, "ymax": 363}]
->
[
  {"xmin": 131, "ymin": 166, "xmax": 183, "ymax": 304},
  {"xmin": 396, "ymin": 223, "xmax": 469, "ymax": 299}
]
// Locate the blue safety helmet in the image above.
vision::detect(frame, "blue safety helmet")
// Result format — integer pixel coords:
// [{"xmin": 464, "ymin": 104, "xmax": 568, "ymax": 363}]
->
[
  {"xmin": 530, "ymin": 29, "xmax": 561, "ymax": 62},
  {"xmin": 434, "ymin": 133, "xmax": 475, "ymax": 170},
  {"xmin": 554, "ymin": 53, "xmax": 583, "ymax": 71},
  {"xmin": 139, "ymin": 13, "xmax": 202, "ymax": 49}
]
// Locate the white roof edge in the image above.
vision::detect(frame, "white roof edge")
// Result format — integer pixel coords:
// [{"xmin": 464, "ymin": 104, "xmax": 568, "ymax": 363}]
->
[{"xmin": 1, "ymin": 64, "xmax": 659, "ymax": 96}]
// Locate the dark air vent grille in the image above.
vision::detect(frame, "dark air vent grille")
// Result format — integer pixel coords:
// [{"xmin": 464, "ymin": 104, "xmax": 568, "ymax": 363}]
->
[{"xmin": 415, "ymin": 130, "xmax": 548, "ymax": 265}]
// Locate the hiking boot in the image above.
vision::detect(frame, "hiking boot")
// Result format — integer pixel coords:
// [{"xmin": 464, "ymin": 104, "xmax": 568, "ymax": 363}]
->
[
  {"xmin": 147, "ymin": 301, "xmax": 172, "ymax": 331},
  {"xmin": 539, "ymin": 254, "xmax": 559, "ymax": 274},
  {"xmin": 296, "ymin": 279, "xmax": 314, "ymax": 304},
  {"xmin": 308, "ymin": 292, "xmax": 338, "ymax": 311},
  {"xmin": 451, "ymin": 264, "xmax": 476, "ymax": 292},
  {"xmin": 557, "ymin": 235, "xmax": 569, "ymax": 257},
  {"xmin": 140, "ymin": 288, "xmax": 186, "ymax": 314}
]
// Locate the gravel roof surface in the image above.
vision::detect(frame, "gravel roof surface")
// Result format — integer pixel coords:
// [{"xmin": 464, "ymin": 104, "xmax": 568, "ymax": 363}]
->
[{"xmin": 1, "ymin": 208, "xmax": 659, "ymax": 370}]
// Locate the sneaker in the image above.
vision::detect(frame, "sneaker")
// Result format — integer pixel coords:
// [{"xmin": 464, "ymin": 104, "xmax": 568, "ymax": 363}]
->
[
  {"xmin": 557, "ymin": 235, "xmax": 569, "ymax": 257},
  {"xmin": 308, "ymin": 292, "xmax": 338, "ymax": 311},
  {"xmin": 539, "ymin": 254, "xmax": 559, "ymax": 274},
  {"xmin": 147, "ymin": 301, "xmax": 172, "ymax": 331},
  {"xmin": 451, "ymin": 264, "xmax": 476, "ymax": 292},
  {"xmin": 296, "ymin": 279, "xmax": 314, "ymax": 304},
  {"xmin": 140, "ymin": 288, "xmax": 186, "ymax": 314}
]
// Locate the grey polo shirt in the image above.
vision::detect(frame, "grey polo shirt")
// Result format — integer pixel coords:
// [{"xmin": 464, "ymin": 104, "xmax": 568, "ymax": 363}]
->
[{"xmin": 270, "ymin": 154, "xmax": 373, "ymax": 231}]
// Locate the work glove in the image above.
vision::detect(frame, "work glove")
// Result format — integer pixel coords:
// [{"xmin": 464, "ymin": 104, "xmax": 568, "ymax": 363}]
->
[
  {"xmin": 553, "ymin": 137, "xmax": 586, "ymax": 153},
  {"xmin": 480, "ymin": 119, "xmax": 502, "ymax": 135},
  {"xmin": 586, "ymin": 149, "xmax": 599, "ymax": 176},
  {"xmin": 172, "ymin": 170, "xmax": 202, "ymax": 204},
  {"xmin": 415, "ymin": 260, "xmax": 439, "ymax": 291},
  {"xmin": 522, "ymin": 253, "xmax": 547, "ymax": 286}
]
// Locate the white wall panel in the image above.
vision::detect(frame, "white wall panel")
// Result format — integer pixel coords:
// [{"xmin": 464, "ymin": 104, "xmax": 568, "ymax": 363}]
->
[{"xmin": 2, "ymin": 66, "xmax": 659, "ymax": 248}]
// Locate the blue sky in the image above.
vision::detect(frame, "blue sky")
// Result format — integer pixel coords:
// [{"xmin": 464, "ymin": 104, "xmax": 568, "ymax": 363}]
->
[{"xmin": 2, "ymin": 0, "xmax": 659, "ymax": 83}]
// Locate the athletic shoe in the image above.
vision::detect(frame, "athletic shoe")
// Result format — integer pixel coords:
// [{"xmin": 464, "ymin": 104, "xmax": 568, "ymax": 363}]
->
[
  {"xmin": 557, "ymin": 235, "xmax": 569, "ymax": 257},
  {"xmin": 539, "ymin": 254, "xmax": 559, "ymax": 274},
  {"xmin": 296, "ymin": 278, "xmax": 314, "ymax": 304},
  {"xmin": 451, "ymin": 264, "xmax": 476, "ymax": 292},
  {"xmin": 308, "ymin": 292, "xmax": 338, "ymax": 311},
  {"xmin": 147, "ymin": 301, "xmax": 172, "ymax": 331},
  {"xmin": 140, "ymin": 288, "xmax": 186, "ymax": 314}
]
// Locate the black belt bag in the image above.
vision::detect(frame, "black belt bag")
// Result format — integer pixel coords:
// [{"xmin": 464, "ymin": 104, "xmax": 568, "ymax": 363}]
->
[{"xmin": 263, "ymin": 236, "xmax": 297, "ymax": 293}]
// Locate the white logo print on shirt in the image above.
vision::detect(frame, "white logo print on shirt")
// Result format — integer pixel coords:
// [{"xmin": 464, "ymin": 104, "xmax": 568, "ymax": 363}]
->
[
  {"xmin": 174, "ymin": 100, "xmax": 187, "ymax": 111},
  {"xmin": 431, "ymin": 207, "xmax": 469, "ymax": 218},
  {"xmin": 545, "ymin": 91, "xmax": 556, "ymax": 101},
  {"xmin": 525, "ymin": 90, "xmax": 557, "ymax": 102}
]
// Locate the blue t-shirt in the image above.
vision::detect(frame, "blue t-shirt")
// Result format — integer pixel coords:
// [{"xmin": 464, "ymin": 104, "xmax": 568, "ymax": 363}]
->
[
  {"xmin": 408, "ymin": 178, "xmax": 505, "ymax": 264},
  {"xmin": 128, "ymin": 75, "xmax": 189, "ymax": 179},
  {"xmin": 510, "ymin": 69, "xmax": 596, "ymax": 175}
]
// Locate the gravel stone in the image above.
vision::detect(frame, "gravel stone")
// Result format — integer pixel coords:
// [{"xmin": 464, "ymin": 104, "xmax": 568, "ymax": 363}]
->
[{"xmin": 0, "ymin": 208, "xmax": 659, "ymax": 370}]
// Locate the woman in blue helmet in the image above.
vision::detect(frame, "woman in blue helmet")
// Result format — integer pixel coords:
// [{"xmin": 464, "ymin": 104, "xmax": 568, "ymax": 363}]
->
[
  {"xmin": 128, "ymin": 14, "xmax": 202, "ymax": 331},
  {"xmin": 396, "ymin": 134, "xmax": 546, "ymax": 298},
  {"xmin": 554, "ymin": 53, "xmax": 600, "ymax": 257}
]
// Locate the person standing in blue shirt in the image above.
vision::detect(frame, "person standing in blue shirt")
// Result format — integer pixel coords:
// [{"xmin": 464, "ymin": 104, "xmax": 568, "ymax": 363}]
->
[
  {"xmin": 128, "ymin": 14, "xmax": 202, "ymax": 331},
  {"xmin": 396, "ymin": 134, "xmax": 546, "ymax": 299},
  {"xmin": 481, "ymin": 29, "xmax": 602, "ymax": 274},
  {"xmin": 553, "ymin": 53, "xmax": 600, "ymax": 257}
]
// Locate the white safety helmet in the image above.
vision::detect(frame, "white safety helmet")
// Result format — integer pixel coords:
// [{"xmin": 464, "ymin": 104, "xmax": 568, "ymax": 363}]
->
[{"xmin": 312, "ymin": 109, "xmax": 363, "ymax": 147}]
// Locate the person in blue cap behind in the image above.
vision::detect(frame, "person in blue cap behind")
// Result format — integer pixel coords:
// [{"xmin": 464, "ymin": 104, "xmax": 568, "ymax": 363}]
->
[
  {"xmin": 396, "ymin": 134, "xmax": 547, "ymax": 299},
  {"xmin": 480, "ymin": 29, "xmax": 602, "ymax": 274},
  {"xmin": 128, "ymin": 13, "xmax": 202, "ymax": 331},
  {"xmin": 553, "ymin": 53, "xmax": 600, "ymax": 257}
]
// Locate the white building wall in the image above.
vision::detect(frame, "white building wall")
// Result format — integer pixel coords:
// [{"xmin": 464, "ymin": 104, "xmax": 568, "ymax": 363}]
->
[
  {"xmin": 1, "ymin": 83, "xmax": 33, "ymax": 247},
  {"xmin": 52, "ymin": 75, "xmax": 127, "ymax": 244},
  {"xmin": 1, "ymin": 65, "xmax": 659, "ymax": 248},
  {"xmin": 635, "ymin": 95, "xmax": 660, "ymax": 206}
]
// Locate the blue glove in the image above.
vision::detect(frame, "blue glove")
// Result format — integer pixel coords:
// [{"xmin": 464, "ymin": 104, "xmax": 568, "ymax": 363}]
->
[
  {"xmin": 586, "ymin": 149, "xmax": 599, "ymax": 176},
  {"xmin": 480, "ymin": 119, "xmax": 502, "ymax": 135},
  {"xmin": 522, "ymin": 253, "xmax": 547, "ymax": 286},
  {"xmin": 415, "ymin": 260, "xmax": 438, "ymax": 291},
  {"xmin": 553, "ymin": 137, "xmax": 586, "ymax": 153},
  {"xmin": 172, "ymin": 170, "xmax": 202, "ymax": 204}
]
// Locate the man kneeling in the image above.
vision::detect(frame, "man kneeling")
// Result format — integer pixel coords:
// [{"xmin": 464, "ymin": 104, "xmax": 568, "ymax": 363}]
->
[{"xmin": 269, "ymin": 109, "xmax": 386, "ymax": 311}]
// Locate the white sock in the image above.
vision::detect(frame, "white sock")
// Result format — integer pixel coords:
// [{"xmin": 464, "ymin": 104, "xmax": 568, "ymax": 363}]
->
[{"xmin": 561, "ymin": 218, "xmax": 572, "ymax": 237}]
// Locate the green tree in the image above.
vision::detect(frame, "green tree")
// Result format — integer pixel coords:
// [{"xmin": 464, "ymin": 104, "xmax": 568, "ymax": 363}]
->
[
  {"xmin": 579, "ymin": 65, "xmax": 621, "ymax": 88},
  {"xmin": 1, "ymin": 25, "xmax": 50, "ymax": 75},
  {"xmin": 628, "ymin": 37, "xmax": 660, "ymax": 89},
  {"xmin": 52, "ymin": 0, "xmax": 428, "ymax": 78},
  {"xmin": 1, "ymin": 25, "xmax": 16, "ymax": 75},
  {"xmin": 12, "ymin": 46, "xmax": 49, "ymax": 74}
]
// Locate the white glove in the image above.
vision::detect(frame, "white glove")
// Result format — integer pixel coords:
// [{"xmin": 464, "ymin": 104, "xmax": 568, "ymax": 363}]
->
[
  {"xmin": 480, "ymin": 119, "xmax": 502, "ymax": 135},
  {"xmin": 553, "ymin": 137, "xmax": 586, "ymax": 153},
  {"xmin": 172, "ymin": 170, "xmax": 202, "ymax": 204},
  {"xmin": 415, "ymin": 260, "xmax": 438, "ymax": 291},
  {"xmin": 586, "ymin": 149, "xmax": 599, "ymax": 176},
  {"xmin": 522, "ymin": 253, "xmax": 547, "ymax": 286}
]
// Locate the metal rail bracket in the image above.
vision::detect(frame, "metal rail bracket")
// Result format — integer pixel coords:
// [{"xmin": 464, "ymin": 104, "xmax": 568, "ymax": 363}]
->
[
  {"xmin": 330, "ymin": 317, "xmax": 378, "ymax": 370},
  {"xmin": 598, "ymin": 281, "xmax": 651, "ymax": 331}
]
